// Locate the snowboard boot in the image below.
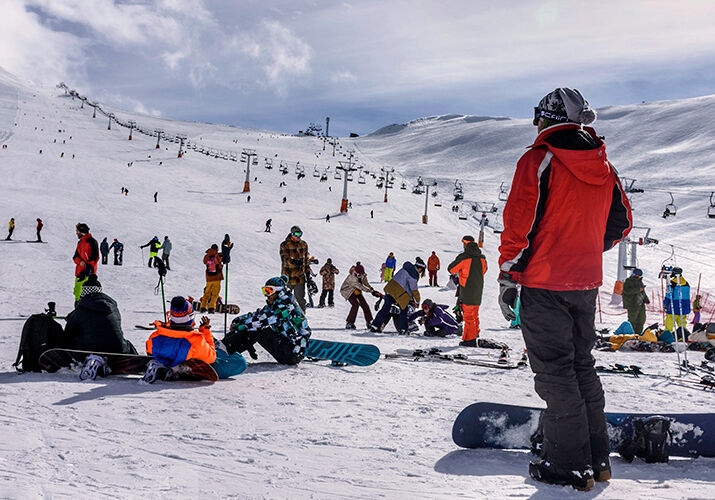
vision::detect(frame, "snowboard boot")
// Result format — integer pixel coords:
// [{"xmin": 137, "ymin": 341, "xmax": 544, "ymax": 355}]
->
[
  {"xmin": 369, "ymin": 324, "xmax": 382, "ymax": 333},
  {"xmin": 142, "ymin": 360, "xmax": 171, "ymax": 384},
  {"xmin": 79, "ymin": 354, "xmax": 110, "ymax": 381},
  {"xmin": 528, "ymin": 459, "xmax": 595, "ymax": 491},
  {"xmin": 345, "ymin": 322, "xmax": 356, "ymax": 330},
  {"xmin": 593, "ymin": 458, "xmax": 611, "ymax": 482},
  {"xmin": 459, "ymin": 339, "xmax": 477, "ymax": 347},
  {"xmin": 208, "ymin": 308, "xmax": 215, "ymax": 314}
]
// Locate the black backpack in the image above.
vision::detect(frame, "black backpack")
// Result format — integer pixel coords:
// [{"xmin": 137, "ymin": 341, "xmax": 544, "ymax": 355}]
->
[{"xmin": 13, "ymin": 314, "xmax": 65, "ymax": 372}]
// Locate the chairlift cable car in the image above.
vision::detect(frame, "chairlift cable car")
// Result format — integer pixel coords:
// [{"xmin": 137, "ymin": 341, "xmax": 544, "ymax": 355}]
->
[{"xmin": 662, "ymin": 192, "xmax": 677, "ymax": 218}]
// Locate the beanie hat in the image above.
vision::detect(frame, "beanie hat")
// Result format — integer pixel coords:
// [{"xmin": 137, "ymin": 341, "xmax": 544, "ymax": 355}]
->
[
  {"xmin": 462, "ymin": 235, "xmax": 475, "ymax": 243},
  {"xmin": 80, "ymin": 274, "xmax": 102, "ymax": 298},
  {"xmin": 632, "ymin": 268, "xmax": 643, "ymax": 277},
  {"xmin": 169, "ymin": 296, "xmax": 195, "ymax": 327},
  {"xmin": 290, "ymin": 225, "xmax": 302, "ymax": 235},
  {"xmin": 422, "ymin": 298, "xmax": 434, "ymax": 308},
  {"xmin": 534, "ymin": 88, "xmax": 596, "ymax": 126},
  {"xmin": 76, "ymin": 222, "xmax": 89, "ymax": 233},
  {"xmin": 354, "ymin": 263, "xmax": 365, "ymax": 275}
]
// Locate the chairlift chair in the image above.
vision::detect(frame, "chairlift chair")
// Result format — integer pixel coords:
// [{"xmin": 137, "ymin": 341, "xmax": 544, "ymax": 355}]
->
[
  {"xmin": 265, "ymin": 159, "xmax": 273, "ymax": 169},
  {"xmin": 334, "ymin": 171, "xmax": 342, "ymax": 180},
  {"xmin": 662, "ymin": 192, "xmax": 677, "ymax": 218},
  {"xmin": 311, "ymin": 166, "xmax": 319, "ymax": 176},
  {"xmin": 358, "ymin": 173, "xmax": 366, "ymax": 184},
  {"xmin": 498, "ymin": 182, "xmax": 509, "ymax": 202}
]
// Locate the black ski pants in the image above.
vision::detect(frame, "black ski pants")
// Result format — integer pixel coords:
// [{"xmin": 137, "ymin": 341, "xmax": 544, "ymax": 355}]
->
[
  {"xmin": 101, "ymin": 252, "xmax": 108, "ymax": 265},
  {"xmin": 520, "ymin": 286, "xmax": 609, "ymax": 470},
  {"xmin": 319, "ymin": 289, "xmax": 334, "ymax": 307},
  {"xmin": 223, "ymin": 328, "xmax": 302, "ymax": 365}
]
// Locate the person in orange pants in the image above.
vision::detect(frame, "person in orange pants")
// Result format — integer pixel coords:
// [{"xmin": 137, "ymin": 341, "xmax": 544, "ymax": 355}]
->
[{"xmin": 448, "ymin": 235, "xmax": 487, "ymax": 347}]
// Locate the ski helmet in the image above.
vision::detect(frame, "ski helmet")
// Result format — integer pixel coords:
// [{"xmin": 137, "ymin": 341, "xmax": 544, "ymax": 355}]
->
[
  {"xmin": 263, "ymin": 276, "xmax": 287, "ymax": 296},
  {"xmin": 632, "ymin": 268, "xmax": 643, "ymax": 277}
]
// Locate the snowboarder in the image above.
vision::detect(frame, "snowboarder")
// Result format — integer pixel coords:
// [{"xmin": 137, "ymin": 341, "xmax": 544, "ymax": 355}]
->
[
  {"xmin": 370, "ymin": 210, "xmax": 374, "ymax": 219},
  {"xmin": 408, "ymin": 299, "xmax": 461, "ymax": 337},
  {"xmin": 448, "ymin": 235, "xmax": 487, "ymax": 347},
  {"xmin": 384, "ymin": 252, "xmax": 396, "ymax": 281},
  {"xmin": 279, "ymin": 225, "xmax": 310, "ymax": 312},
  {"xmin": 153, "ymin": 191, "xmax": 158, "ymax": 203},
  {"xmin": 140, "ymin": 236, "xmax": 161, "ymax": 268},
  {"xmin": 371, "ymin": 258, "xmax": 426, "ymax": 334},
  {"xmin": 318, "ymin": 258, "xmax": 339, "ymax": 307},
  {"xmin": 340, "ymin": 263, "xmax": 380, "ymax": 329},
  {"xmin": 100, "ymin": 237, "xmax": 110, "ymax": 265},
  {"xmin": 663, "ymin": 269, "xmax": 690, "ymax": 336},
  {"xmin": 161, "ymin": 236, "xmax": 172, "ymax": 271},
  {"xmin": 325, "ymin": 214, "xmax": 330, "ymax": 223},
  {"xmin": 73, "ymin": 223, "xmax": 99, "ymax": 305},
  {"xmin": 265, "ymin": 219, "xmax": 272, "ymax": 232},
  {"xmin": 621, "ymin": 268, "xmax": 648, "ymax": 334},
  {"xmin": 223, "ymin": 276, "xmax": 311, "ymax": 365},
  {"xmin": 64, "ymin": 274, "xmax": 137, "ymax": 356},
  {"xmin": 200, "ymin": 244, "xmax": 223, "ymax": 313},
  {"xmin": 109, "ymin": 238, "xmax": 124, "ymax": 265},
  {"xmin": 427, "ymin": 251, "xmax": 440, "ymax": 286},
  {"xmin": 35, "ymin": 218, "xmax": 43, "ymax": 242},
  {"xmin": 143, "ymin": 296, "xmax": 246, "ymax": 382},
  {"xmin": 498, "ymin": 88, "xmax": 632, "ymax": 489},
  {"xmin": 5, "ymin": 217, "xmax": 14, "ymax": 240}
]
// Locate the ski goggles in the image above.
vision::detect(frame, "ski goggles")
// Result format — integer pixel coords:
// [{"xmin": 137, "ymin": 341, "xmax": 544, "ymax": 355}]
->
[
  {"xmin": 291, "ymin": 231, "xmax": 303, "ymax": 238},
  {"xmin": 533, "ymin": 107, "xmax": 568, "ymax": 126},
  {"xmin": 262, "ymin": 286, "xmax": 279, "ymax": 296}
]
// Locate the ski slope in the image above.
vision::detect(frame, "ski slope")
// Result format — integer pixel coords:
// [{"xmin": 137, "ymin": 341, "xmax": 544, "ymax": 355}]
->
[{"xmin": 0, "ymin": 68, "xmax": 714, "ymax": 498}]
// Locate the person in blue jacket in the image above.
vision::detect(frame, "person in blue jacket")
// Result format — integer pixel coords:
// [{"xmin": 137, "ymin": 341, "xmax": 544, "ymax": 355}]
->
[
  {"xmin": 384, "ymin": 252, "xmax": 397, "ymax": 281},
  {"xmin": 663, "ymin": 268, "xmax": 690, "ymax": 337}
]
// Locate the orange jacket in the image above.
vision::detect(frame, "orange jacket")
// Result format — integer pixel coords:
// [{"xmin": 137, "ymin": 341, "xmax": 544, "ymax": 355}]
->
[
  {"xmin": 145, "ymin": 321, "xmax": 217, "ymax": 366},
  {"xmin": 427, "ymin": 253, "xmax": 440, "ymax": 271}
]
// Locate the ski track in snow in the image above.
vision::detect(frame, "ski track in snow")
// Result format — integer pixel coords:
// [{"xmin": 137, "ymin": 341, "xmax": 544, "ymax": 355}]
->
[{"xmin": 0, "ymin": 68, "xmax": 714, "ymax": 498}]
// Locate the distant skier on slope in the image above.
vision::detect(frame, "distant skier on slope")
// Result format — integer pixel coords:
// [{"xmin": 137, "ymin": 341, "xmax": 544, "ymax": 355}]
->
[
  {"xmin": 223, "ymin": 276, "xmax": 311, "ymax": 365},
  {"xmin": 100, "ymin": 237, "xmax": 109, "ymax": 265},
  {"xmin": 35, "ymin": 218, "xmax": 43, "ymax": 242},
  {"xmin": 161, "ymin": 236, "xmax": 172, "ymax": 271},
  {"xmin": 140, "ymin": 236, "xmax": 161, "ymax": 268},
  {"xmin": 5, "ymin": 217, "xmax": 15, "ymax": 240},
  {"xmin": 498, "ymin": 88, "xmax": 632, "ymax": 490},
  {"xmin": 265, "ymin": 219, "xmax": 272, "ymax": 232},
  {"xmin": 109, "ymin": 238, "xmax": 124, "ymax": 265}
]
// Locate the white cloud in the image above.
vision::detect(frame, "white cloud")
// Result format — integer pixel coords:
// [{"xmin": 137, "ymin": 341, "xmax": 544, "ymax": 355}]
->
[{"xmin": 331, "ymin": 70, "xmax": 357, "ymax": 84}]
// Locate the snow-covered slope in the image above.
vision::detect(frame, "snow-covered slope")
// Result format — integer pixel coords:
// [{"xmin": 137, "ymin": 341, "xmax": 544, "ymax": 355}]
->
[{"xmin": 1, "ymin": 70, "xmax": 714, "ymax": 498}]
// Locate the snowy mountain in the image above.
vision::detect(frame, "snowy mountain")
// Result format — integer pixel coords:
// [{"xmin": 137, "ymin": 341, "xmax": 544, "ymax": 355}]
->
[{"xmin": 1, "ymin": 68, "xmax": 713, "ymax": 498}]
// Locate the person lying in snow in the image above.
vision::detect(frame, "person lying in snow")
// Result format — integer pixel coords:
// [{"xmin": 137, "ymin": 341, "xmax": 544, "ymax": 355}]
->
[{"xmin": 408, "ymin": 299, "xmax": 461, "ymax": 337}]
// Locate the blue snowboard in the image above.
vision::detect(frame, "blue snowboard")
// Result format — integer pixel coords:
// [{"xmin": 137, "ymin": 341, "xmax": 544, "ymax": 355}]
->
[
  {"xmin": 306, "ymin": 339, "xmax": 380, "ymax": 366},
  {"xmin": 452, "ymin": 402, "xmax": 715, "ymax": 458}
]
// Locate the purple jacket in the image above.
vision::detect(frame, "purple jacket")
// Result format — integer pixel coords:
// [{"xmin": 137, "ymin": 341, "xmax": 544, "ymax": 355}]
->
[{"xmin": 409, "ymin": 304, "xmax": 460, "ymax": 335}]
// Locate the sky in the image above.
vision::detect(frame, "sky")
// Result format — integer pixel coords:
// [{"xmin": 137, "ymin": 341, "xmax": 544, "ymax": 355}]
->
[{"xmin": 1, "ymin": 0, "xmax": 715, "ymax": 136}]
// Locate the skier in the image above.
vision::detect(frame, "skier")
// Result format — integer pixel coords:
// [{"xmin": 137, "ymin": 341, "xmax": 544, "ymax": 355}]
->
[
  {"xmin": 408, "ymin": 299, "xmax": 461, "ymax": 337},
  {"xmin": 448, "ymin": 235, "xmax": 487, "ymax": 347},
  {"xmin": 200, "ymin": 244, "xmax": 223, "ymax": 313},
  {"xmin": 318, "ymin": 258, "xmax": 339, "ymax": 307},
  {"xmin": 427, "ymin": 251, "xmax": 440, "ymax": 286},
  {"xmin": 5, "ymin": 217, "xmax": 14, "ymax": 240},
  {"xmin": 109, "ymin": 238, "xmax": 124, "ymax": 265},
  {"xmin": 325, "ymin": 214, "xmax": 330, "ymax": 223},
  {"xmin": 663, "ymin": 269, "xmax": 690, "ymax": 336},
  {"xmin": 223, "ymin": 276, "xmax": 311, "ymax": 365},
  {"xmin": 35, "ymin": 218, "xmax": 43, "ymax": 242},
  {"xmin": 340, "ymin": 263, "xmax": 380, "ymax": 329},
  {"xmin": 140, "ymin": 236, "xmax": 161, "ymax": 268},
  {"xmin": 384, "ymin": 252, "xmax": 397, "ymax": 281},
  {"xmin": 498, "ymin": 88, "xmax": 632, "ymax": 489},
  {"xmin": 100, "ymin": 237, "xmax": 110, "ymax": 265},
  {"xmin": 621, "ymin": 268, "xmax": 648, "ymax": 334},
  {"xmin": 65, "ymin": 274, "xmax": 137, "ymax": 357},
  {"xmin": 265, "ymin": 219, "xmax": 272, "ymax": 232},
  {"xmin": 370, "ymin": 257, "xmax": 426, "ymax": 334},
  {"xmin": 161, "ymin": 236, "xmax": 172, "ymax": 271},
  {"xmin": 279, "ymin": 225, "xmax": 310, "ymax": 312},
  {"xmin": 143, "ymin": 296, "xmax": 247, "ymax": 382},
  {"xmin": 153, "ymin": 191, "xmax": 158, "ymax": 203},
  {"xmin": 73, "ymin": 223, "xmax": 99, "ymax": 305}
]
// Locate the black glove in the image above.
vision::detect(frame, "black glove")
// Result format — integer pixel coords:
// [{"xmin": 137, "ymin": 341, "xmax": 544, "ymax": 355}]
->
[
  {"xmin": 77, "ymin": 267, "xmax": 91, "ymax": 281},
  {"xmin": 498, "ymin": 271, "xmax": 518, "ymax": 322},
  {"xmin": 371, "ymin": 291, "xmax": 381, "ymax": 298}
]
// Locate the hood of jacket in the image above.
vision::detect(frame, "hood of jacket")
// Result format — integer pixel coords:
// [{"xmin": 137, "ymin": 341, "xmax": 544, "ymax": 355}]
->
[
  {"xmin": 77, "ymin": 292, "xmax": 118, "ymax": 316},
  {"xmin": 532, "ymin": 123, "xmax": 611, "ymax": 187},
  {"xmin": 401, "ymin": 261, "xmax": 418, "ymax": 279},
  {"xmin": 464, "ymin": 241, "xmax": 483, "ymax": 258}
]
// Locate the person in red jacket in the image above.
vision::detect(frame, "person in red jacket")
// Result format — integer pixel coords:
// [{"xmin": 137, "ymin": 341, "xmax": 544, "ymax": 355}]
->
[
  {"xmin": 427, "ymin": 251, "xmax": 440, "ymax": 287},
  {"xmin": 36, "ymin": 218, "xmax": 43, "ymax": 242},
  {"xmin": 498, "ymin": 88, "xmax": 632, "ymax": 490},
  {"xmin": 73, "ymin": 223, "xmax": 99, "ymax": 305}
]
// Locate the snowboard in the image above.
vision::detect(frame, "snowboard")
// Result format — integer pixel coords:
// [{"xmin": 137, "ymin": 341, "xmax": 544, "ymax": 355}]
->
[
  {"xmin": 306, "ymin": 339, "xmax": 380, "ymax": 366},
  {"xmin": 38, "ymin": 348, "xmax": 218, "ymax": 382},
  {"xmin": 452, "ymin": 402, "xmax": 715, "ymax": 458}
]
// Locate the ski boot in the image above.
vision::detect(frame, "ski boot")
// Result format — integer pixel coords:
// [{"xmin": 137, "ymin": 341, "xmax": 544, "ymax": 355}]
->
[
  {"xmin": 498, "ymin": 347, "xmax": 509, "ymax": 364},
  {"xmin": 79, "ymin": 354, "xmax": 110, "ymax": 381},
  {"xmin": 458, "ymin": 339, "xmax": 477, "ymax": 347},
  {"xmin": 528, "ymin": 459, "xmax": 594, "ymax": 491},
  {"xmin": 345, "ymin": 322, "xmax": 356, "ymax": 330},
  {"xmin": 142, "ymin": 360, "xmax": 171, "ymax": 384}
]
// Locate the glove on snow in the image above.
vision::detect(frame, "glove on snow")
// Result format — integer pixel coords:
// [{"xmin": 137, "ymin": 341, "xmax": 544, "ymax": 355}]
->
[{"xmin": 498, "ymin": 271, "xmax": 518, "ymax": 322}]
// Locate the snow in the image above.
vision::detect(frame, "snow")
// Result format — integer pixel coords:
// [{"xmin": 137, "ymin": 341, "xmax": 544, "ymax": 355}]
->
[{"xmin": 0, "ymin": 68, "xmax": 714, "ymax": 498}]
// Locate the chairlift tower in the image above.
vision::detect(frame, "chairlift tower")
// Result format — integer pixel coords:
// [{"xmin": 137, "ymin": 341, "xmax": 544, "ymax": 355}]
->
[
  {"xmin": 128, "ymin": 120, "xmax": 136, "ymax": 140},
  {"xmin": 611, "ymin": 226, "xmax": 658, "ymax": 305},
  {"xmin": 423, "ymin": 180, "xmax": 437, "ymax": 224},
  {"xmin": 107, "ymin": 113, "xmax": 115, "ymax": 131},
  {"xmin": 337, "ymin": 150, "xmax": 358, "ymax": 212},
  {"xmin": 91, "ymin": 102, "xmax": 98, "ymax": 119},
  {"xmin": 380, "ymin": 166, "xmax": 395, "ymax": 203},
  {"xmin": 154, "ymin": 129, "xmax": 164, "ymax": 149},
  {"xmin": 241, "ymin": 148, "xmax": 256, "ymax": 193},
  {"xmin": 177, "ymin": 134, "xmax": 187, "ymax": 158}
]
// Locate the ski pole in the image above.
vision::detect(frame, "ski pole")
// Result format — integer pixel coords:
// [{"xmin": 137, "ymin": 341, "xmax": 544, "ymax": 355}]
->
[
  {"xmin": 224, "ymin": 263, "xmax": 229, "ymax": 335},
  {"xmin": 155, "ymin": 258, "xmax": 167, "ymax": 323}
]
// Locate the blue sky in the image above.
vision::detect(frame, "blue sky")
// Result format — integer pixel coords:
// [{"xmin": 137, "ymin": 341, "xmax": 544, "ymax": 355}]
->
[{"xmin": 2, "ymin": 0, "xmax": 714, "ymax": 136}]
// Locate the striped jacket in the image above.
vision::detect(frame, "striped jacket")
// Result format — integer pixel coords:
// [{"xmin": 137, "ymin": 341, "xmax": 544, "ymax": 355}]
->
[{"xmin": 498, "ymin": 123, "xmax": 632, "ymax": 291}]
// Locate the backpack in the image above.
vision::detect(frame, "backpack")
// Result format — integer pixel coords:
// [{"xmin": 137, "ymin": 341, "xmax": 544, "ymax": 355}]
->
[
  {"xmin": 206, "ymin": 254, "xmax": 220, "ymax": 275},
  {"xmin": 13, "ymin": 314, "xmax": 65, "ymax": 372}
]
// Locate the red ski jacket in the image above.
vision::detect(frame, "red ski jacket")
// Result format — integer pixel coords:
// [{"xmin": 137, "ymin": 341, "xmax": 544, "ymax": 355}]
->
[
  {"xmin": 498, "ymin": 123, "xmax": 632, "ymax": 291},
  {"xmin": 73, "ymin": 233, "xmax": 99, "ymax": 277}
]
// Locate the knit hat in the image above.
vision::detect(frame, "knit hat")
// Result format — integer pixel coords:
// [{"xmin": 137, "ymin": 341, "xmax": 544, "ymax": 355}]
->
[
  {"xmin": 354, "ymin": 262, "xmax": 365, "ymax": 275},
  {"xmin": 632, "ymin": 268, "xmax": 643, "ymax": 277},
  {"xmin": 76, "ymin": 222, "xmax": 89, "ymax": 234},
  {"xmin": 80, "ymin": 274, "xmax": 102, "ymax": 298},
  {"xmin": 462, "ymin": 235, "xmax": 475, "ymax": 243},
  {"xmin": 169, "ymin": 296, "xmax": 195, "ymax": 327},
  {"xmin": 422, "ymin": 298, "xmax": 434, "ymax": 308},
  {"xmin": 533, "ymin": 88, "xmax": 596, "ymax": 126},
  {"xmin": 290, "ymin": 225, "xmax": 302, "ymax": 235}
]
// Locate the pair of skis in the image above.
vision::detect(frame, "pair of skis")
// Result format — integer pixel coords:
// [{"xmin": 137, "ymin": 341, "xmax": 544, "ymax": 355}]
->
[{"xmin": 385, "ymin": 347, "xmax": 528, "ymax": 370}]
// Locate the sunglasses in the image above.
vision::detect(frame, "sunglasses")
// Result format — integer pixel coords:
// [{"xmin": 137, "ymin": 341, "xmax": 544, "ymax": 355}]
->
[{"xmin": 262, "ymin": 286, "xmax": 277, "ymax": 296}]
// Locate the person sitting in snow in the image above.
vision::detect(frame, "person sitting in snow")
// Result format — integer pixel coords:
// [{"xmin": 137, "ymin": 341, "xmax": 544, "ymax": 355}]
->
[
  {"xmin": 143, "ymin": 296, "xmax": 247, "ymax": 383},
  {"xmin": 408, "ymin": 299, "xmax": 461, "ymax": 337},
  {"xmin": 223, "ymin": 275, "xmax": 311, "ymax": 365}
]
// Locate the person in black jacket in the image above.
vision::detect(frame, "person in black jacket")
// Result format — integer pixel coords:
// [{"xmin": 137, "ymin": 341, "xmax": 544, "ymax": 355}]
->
[
  {"xmin": 64, "ymin": 274, "xmax": 137, "ymax": 354},
  {"xmin": 100, "ymin": 237, "xmax": 109, "ymax": 265}
]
